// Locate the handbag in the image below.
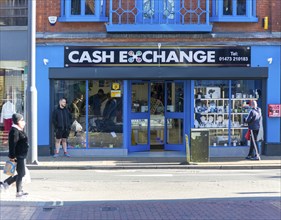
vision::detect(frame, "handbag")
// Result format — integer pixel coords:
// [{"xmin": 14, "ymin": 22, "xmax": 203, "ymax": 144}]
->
[
  {"xmin": 245, "ymin": 129, "xmax": 251, "ymax": 141},
  {"xmin": 3, "ymin": 160, "xmax": 16, "ymax": 176},
  {"xmin": 71, "ymin": 120, "xmax": 83, "ymax": 132}
]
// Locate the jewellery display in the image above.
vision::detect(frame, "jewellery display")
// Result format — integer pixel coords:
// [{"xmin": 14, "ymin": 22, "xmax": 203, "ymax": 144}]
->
[{"xmin": 194, "ymin": 86, "xmax": 258, "ymax": 146}]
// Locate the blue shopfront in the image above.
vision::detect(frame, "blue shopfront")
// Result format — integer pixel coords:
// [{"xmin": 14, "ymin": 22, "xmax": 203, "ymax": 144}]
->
[{"xmin": 36, "ymin": 45, "xmax": 281, "ymax": 157}]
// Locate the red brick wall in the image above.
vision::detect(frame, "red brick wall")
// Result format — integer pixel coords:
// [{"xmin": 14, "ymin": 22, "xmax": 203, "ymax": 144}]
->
[
  {"xmin": 36, "ymin": 0, "xmax": 106, "ymax": 33},
  {"xmin": 271, "ymin": 0, "xmax": 281, "ymax": 32},
  {"xmin": 36, "ymin": 0, "xmax": 280, "ymax": 36}
]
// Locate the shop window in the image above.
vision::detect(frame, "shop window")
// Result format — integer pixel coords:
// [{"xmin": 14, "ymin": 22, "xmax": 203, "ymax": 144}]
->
[
  {"xmin": 0, "ymin": 64, "xmax": 27, "ymax": 152},
  {"xmin": 211, "ymin": 0, "xmax": 258, "ymax": 22},
  {"xmin": 59, "ymin": 0, "xmax": 108, "ymax": 22},
  {"xmin": 194, "ymin": 79, "xmax": 262, "ymax": 147},
  {"xmin": 0, "ymin": 0, "xmax": 28, "ymax": 26},
  {"xmin": 53, "ymin": 80, "xmax": 123, "ymax": 149},
  {"xmin": 88, "ymin": 80, "xmax": 123, "ymax": 148},
  {"xmin": 54, "ymin": 80, "xmax": 87, "ymax": 149}
]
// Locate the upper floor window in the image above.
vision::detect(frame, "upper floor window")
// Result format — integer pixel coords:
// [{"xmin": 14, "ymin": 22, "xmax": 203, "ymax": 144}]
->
[
  {"xmin": 59, "ymin": 0, "xmax": 108, "ymax": 22},
  {"xmin": 107, "ymin": 0, "xmax": 212, "ymax": 32},
  {"xmin": 211, "ymin": 0, "xmax": 258, "ymax": 22},
  {"xmin": 138, "ymin": 0, "xmax": 179, "ymax": 23},
  {"xmin": 0, "ymin": 0, "xmax": 28, "ymax": 26}
]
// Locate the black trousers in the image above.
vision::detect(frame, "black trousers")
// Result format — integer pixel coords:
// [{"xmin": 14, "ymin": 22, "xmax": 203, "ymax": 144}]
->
[
  {"xmin": 4, "ymin": 158, "xmax": 26, "ymax": 193},
  {"xmin": 248, "ymin": 129, "xmax": 259, "ymax": 157}
]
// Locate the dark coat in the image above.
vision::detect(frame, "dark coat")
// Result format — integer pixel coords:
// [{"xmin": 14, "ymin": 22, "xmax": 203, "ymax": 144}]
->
[
  {"xmin": 245, "ymin": 107, "xmax": 261, "ymax": 130},
  {"xmin": 89, "ymin": 94, "xmax": 102, "ymax": 115},
  {"xmin": 103, "ymin": 99, "xmax": 117, "ymax": 120},
  {"xmin": 52, "ymin": 106, "xmax": 72, "ymax": 130},
  {"xmin": 8, "ymin": 127, "xmax": 29, "ymax": 159}
]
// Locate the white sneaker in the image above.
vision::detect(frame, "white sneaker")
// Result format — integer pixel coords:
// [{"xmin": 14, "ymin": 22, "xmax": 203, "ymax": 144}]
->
[
  {"xmin": 0, "ymin": 182, "xmax": 9, "ymax": 192},
  {"xmin": 0, "ymin": 182, "xmax": 4, "ymax": 191},
  {"xmin": 16, "ymin": 191, "xmax": 28, "ymax": 198}
]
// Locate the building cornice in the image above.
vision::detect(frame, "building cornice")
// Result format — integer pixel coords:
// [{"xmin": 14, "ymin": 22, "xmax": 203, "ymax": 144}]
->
[{"xmin": 37, "ymin": 32, "xmax": 281, "ymax": 40}]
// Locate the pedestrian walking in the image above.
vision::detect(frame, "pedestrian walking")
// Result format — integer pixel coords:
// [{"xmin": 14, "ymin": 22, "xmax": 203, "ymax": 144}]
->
[
  {"xmin": 0, "ymin": 113, "xmax": 29, "ymax": 197},
  {"xmin": 244, "ymin": 100, "xmax": 262, "ymax": 160},
  {"xmin": 52, "ymin": 97, "xmax": 72, "ymax": 157}
]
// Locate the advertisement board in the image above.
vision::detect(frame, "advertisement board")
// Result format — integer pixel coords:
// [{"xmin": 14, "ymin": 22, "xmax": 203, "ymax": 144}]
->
[
  {"xmin": 268, "ymin": 104, "xmax": 281, "ymax": 117},
  {"xmin": 64, "ymin": 46, "xmax": 251, "ymax": 67}
]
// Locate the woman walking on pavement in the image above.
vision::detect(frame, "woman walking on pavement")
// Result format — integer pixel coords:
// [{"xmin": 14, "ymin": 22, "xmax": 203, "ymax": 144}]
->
[{"xmin": 0, "ymin": 113, "xmax": 29, "ymax": 197}]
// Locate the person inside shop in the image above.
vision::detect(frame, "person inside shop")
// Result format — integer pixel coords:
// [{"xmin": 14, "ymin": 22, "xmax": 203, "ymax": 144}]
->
[
  {"xmin": 244, "ymin": 100, "xmax": 262, "ymax": 160},
  {"xmin": 89, "ymin": 89, "xmax": 105, "ymax": 116},
  {"xmin": 175, "ymin": 87, "xmax": 184, "ymax": 112},
  {"xmin": 69, "ymin": 97, "xmax": 82, "ymax": 136},
  {"xmin": 150, "ymin": 91, "xmax": 164, "ymax": 115},
  {"xmin": 76, "ymin": 93, "xmax": 85, "ymax": 114},
  {"xmin": 70, "ymin": 97, "xmax": 80, "ymax": 122},
  {"xmin": 52, "ymin": 97, "xmax": 72, "ymax": 158},
  {"xmin": 103, "ymin": 93, "xmax": 117, "ymax": 123},
  {"xmin": 0, "ymin": 113, "xmax": 29, "ymax": 197},
  {"xmin": 0, "ymin": 95, "xmax": 16, "ymax": 144}
]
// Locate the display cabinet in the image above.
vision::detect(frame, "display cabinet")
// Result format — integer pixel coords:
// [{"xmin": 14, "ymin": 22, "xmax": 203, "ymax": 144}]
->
[
  {"xmin": 131, "ymin": 115, "xmax": 174, "ymax": 145},
  {"xmin": 194, "ymin": 86, "xmax": 258, "ymax": 146}
]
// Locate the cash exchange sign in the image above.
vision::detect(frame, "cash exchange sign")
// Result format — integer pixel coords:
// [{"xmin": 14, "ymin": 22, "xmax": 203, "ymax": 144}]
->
[{"xmin": 64, "ymin": 46, "xmax": 250, "ymax": 67}]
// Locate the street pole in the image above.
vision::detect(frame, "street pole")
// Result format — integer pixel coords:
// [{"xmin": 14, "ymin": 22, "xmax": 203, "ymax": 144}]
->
[{"xmin": 26, "ymin": 0, "xmax": 38, "ymax": 164}]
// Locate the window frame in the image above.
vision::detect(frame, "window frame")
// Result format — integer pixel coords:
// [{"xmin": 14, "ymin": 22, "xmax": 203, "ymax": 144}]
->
[
  {"xmin": 210, "ymin": 0, "xmax": 258, "ymax": 22},
  {"xmin": 59, "ymin": 0, "xmax": 108, "ymax": 22},
  {"xmin": 136, "ymin": 0, "xmax": 180, "ymax": 24}
]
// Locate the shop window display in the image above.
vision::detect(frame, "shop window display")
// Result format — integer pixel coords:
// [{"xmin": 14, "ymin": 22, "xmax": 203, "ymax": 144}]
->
[
  {"xmin": 194, "ymin": 80, "xmax": 262, "ymax": 147},
  {"xmin": 53, "ymin": 80, "xmax": 123, "ymax": 149},
  {"xmin": 88, "ymin": 80, "xmax": 123, "ymax": 148},
  {"xmin": 0, "ymin": 66, "xmax": 26, "ymax": 152}
]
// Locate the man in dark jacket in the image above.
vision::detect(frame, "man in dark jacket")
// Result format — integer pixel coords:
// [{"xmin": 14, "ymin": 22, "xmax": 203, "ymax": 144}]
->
[
  {"xmin": 103, "ymin": 93, "xmax": 117, "ymax": 122},
  {"xmin": 0, "ymin": 113, "xmax": 29, "ymax": 197},
  {"xmin": 89, "ymin": 89, "xmax": 105, "ymax": 116},
  {"xmin": 52, "ymin": 97, "xmax": 72, "ymax": 157},
  {"xmin": 245, "ymin": 100, "xmax": 261, "ymax": 160}
]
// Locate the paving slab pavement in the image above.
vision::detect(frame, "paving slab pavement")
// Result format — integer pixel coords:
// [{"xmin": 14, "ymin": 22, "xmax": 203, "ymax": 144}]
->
[
  {"xmin": 1, "ymin": 155, "xmax": 280, "ymax": 170},
  {"xmin": 1, "ymin": 198, "xmax": 280, "ymax": 220}
]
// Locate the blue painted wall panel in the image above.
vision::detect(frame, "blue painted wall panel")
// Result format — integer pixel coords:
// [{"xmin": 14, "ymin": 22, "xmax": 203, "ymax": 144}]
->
[
  {"xmin": 35, "ymin": 45, "xmax": 281, "ymax": 149},
  {"xmin": 251, "ymin": 46, "xmax": 281, "ymax": 143},
  {"xmin": 36, "ymin": 46, "xmax": 64, "ymax": 145}
]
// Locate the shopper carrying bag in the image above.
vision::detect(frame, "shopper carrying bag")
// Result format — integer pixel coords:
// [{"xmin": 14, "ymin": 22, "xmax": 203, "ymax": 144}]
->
[{"xmin": 0, "ymin": 113, "xmax": 30, "ymax": 197}]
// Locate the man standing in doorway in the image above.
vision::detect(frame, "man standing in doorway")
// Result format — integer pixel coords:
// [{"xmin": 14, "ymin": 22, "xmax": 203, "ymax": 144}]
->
[{"xmin": 52, "ymin": 97, "xmax": 72, "ymax": 157}]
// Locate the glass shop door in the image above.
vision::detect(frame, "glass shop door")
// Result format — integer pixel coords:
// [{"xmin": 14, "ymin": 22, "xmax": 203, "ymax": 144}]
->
[
  {"xmin": 128, "ymin": 80, "xmax": 185, "ymax": 152},
  {"xmin": 129, "ymin": 81, "xmax": 150, "ymax": 152},
  {"xmin": 164, "ymin": 81, "xmax": 185, "ymax": 151}
]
